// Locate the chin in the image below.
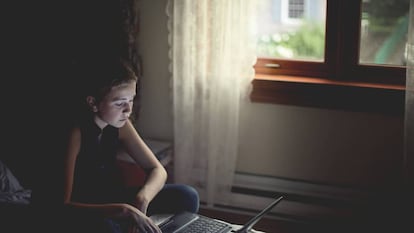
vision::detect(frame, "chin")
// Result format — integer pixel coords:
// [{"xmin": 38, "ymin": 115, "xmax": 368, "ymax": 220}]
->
[{"xmin": 111, "ymin": 122, "xmax": 126, "ymax": 128}]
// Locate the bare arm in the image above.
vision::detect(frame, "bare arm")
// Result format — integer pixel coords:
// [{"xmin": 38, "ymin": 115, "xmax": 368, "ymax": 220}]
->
[{"xmin": 119, "ymin": 120, "xmax": 168, "ymax": 214}]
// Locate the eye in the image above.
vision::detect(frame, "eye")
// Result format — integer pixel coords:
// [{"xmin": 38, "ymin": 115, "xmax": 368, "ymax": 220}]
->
[
  {"xmin": 113, "ymin": 97, "xmax": 134, "ymax": 108},
  {"xmin": 114, "ymin": 101, "xmax": 126, "ymax": 107}
]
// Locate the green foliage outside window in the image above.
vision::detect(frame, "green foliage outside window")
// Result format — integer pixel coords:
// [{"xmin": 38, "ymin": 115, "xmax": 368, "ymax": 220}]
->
[{"xmin": 257, "ymin": 20, "xmax": 325, "ymax": 61}]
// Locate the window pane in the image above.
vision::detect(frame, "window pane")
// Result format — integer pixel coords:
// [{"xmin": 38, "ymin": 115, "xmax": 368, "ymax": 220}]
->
[
  {"xmin": 359, "ymin": 0, "xmax": 409, "ymax": 66},
  {"xmin": 256, "ymin": 0, "xmax": 327, "ymax": 62}
]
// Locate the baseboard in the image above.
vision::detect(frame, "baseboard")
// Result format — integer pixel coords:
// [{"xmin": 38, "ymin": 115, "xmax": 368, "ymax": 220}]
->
[
  {"xmin": 233, "ymin": 173, "xmax": 371, "ymax": 202},
  {"xmin": 209, "ymin": 173, "xmax": 376, "ymax": 223}
]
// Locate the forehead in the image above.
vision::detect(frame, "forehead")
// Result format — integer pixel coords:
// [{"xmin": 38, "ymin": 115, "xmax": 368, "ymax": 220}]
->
[{"xmin": 104, "ymin": 81, "xmax": 136, "ymax": 100}]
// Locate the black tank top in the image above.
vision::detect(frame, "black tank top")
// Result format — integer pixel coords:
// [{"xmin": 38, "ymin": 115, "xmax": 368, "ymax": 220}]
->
[{"xmin": 71, "ymin": 118, "xmax": 124, "ymax": 203}]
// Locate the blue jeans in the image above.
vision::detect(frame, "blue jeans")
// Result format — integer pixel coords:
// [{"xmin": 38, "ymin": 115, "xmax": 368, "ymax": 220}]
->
[{"xmin": 147, "ymin": 183, "xmax": 200, "ymax": 215}]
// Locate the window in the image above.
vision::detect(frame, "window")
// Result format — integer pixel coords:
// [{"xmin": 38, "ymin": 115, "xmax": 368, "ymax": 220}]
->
[
  {"xmin": 252, "ymin": 0, "xmax": 408, "ymax": 114},
  {"xmin": 258, "ymin": 0, "xmax": 325, "ymax": 61},
  {"xmin": 288, "ymin": 0, "xmax": 305, "ymax": 19}
]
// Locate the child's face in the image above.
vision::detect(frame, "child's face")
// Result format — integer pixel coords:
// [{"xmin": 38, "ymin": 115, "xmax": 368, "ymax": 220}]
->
[{"xmin": 94, "ymin": 81, "xmax": 136, "ymax": 128}]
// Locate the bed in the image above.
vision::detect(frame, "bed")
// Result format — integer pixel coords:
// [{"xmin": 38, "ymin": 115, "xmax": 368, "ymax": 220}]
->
[{"xmin": 0, "ymin": 159, "xmax": 38, "ymax": 233}]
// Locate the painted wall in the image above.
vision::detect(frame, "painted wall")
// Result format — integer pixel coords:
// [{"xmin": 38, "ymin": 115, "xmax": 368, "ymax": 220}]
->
[{"xmin": 137, "ymin": 0, "xmax": 404, "ymax": 191}]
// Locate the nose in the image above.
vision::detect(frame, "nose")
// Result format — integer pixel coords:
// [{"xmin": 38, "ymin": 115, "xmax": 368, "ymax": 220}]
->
[{"xmin": 123, "ymin": 102, "xmax": 133, "ymax": 114}]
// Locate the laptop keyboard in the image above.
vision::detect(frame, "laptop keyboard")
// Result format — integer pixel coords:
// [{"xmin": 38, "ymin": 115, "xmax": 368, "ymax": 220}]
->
[{"xmin": 179, "ymin": 216, "xmax": 232, "ymax": 233}]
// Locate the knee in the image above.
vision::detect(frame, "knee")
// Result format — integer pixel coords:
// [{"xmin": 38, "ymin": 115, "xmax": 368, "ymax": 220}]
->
[
  {"xmin": 173, "ymin": 184, "xmax": 200, "ymax": 213},
  {"xmin": 150, "ymin": 184, "xmax": 200, "ymax": 215}
]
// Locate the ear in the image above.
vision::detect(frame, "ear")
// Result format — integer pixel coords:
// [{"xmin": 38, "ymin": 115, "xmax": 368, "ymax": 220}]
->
[{"xmin": 86, "ymin": 96, "xmax": 98, "ymax": 112}]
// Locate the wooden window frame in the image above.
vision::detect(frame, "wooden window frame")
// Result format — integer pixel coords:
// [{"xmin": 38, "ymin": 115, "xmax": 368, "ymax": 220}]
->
[{"xmin": 251, "ymin": 0, "xmax": 406, "ymax": 115}]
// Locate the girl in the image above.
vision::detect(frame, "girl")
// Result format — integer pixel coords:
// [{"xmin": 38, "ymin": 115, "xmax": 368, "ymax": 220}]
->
[{"xmin": 62, "ymin": 59, "xmax": 199, "ymax": 233}]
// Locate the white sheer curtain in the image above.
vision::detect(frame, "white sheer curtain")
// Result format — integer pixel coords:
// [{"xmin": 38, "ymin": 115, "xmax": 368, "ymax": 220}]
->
[
  {"xmin": 404, "ymin": 0, "xmax": 414, "ymax": 187},
  {"xmin": 166, "ymin": 0, "xmax": 257, "ymax": 206}
]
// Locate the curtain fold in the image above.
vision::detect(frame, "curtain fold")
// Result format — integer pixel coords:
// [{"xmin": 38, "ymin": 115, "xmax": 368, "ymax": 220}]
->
[
  {"xmin": 120, "ymin": 0, "xmax": 142, "ymax": 123},
  {"xmin": 404, "ymin": 0, "xmax": 414, "ymax": 186},
  {"xmin": 166, "ymin": 0, "xmax": 257, "ymax": 205}
]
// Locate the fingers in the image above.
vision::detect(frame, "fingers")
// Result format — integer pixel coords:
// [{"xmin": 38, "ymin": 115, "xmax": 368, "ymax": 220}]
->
[
  {"xmin": 129, "ymin": 217, "xmax": 161, "ymax": 233},
  {"xmin": 126, "ymin": 206, "xmax": 161, "ymax": 233},
  {"xmin": 146, "ymin": 217, "xmax": 162, "ymax": 233}
]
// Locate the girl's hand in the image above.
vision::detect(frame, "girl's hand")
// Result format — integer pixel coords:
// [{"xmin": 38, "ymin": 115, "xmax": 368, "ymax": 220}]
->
[{"xmin": 125, "ymin": 204, "xmax": 161, "ymax": 233}]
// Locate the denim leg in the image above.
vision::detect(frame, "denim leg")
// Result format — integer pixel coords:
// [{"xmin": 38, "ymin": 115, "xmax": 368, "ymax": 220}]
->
[
  {"xmin": 60, "ymin": 212, "xmax": 121, "ymax": 233},
  {"xmin": 147, "ymin": 184, "xmax": 200, "ymax": 215},
  {"xmin": 104, "ymin": 219, "xmax": 125, "ymax": 233}
]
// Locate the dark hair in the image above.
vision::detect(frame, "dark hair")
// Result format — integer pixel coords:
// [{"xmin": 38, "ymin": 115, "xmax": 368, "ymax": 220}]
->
[{"xmin": 85, "ymin": 58, "xmax": 138, "ymax": 102}]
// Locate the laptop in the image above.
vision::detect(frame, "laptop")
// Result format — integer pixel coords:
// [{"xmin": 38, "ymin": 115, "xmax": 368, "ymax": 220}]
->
[{"xmin": 153, "ymin": 195, "xmax": 284, "ymax": 233}]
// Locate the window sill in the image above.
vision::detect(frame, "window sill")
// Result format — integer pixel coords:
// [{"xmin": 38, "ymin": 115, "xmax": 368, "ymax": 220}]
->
[{"xmin": 250, "ymin": 74, "xmax": 405, "ymax": 116}]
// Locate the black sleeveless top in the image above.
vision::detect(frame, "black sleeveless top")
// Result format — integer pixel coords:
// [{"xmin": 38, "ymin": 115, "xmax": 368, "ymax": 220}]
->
[{"xmin": 71, "ymin": 117, "xmax": 124, "ymax": 204}]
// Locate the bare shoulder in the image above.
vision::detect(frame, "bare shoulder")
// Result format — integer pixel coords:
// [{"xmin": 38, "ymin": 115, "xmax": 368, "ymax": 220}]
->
[
  {"xmin": 68, "ymin": 125, "xmax": 81, "ymax": 138},
  {"xmin": 119, "ymin": 119, "xmax": 139, "ymax": 139},
  {"xmin": 118, "ymin": 120, "xmax": 147, "ymax": 149},
  {"xmin": 61, "ymin": 127, "xmax": 82, "ymax": 166},
  {"xmin": 66, "ymin": 125, "xmax": 82, "ymax": 147}
]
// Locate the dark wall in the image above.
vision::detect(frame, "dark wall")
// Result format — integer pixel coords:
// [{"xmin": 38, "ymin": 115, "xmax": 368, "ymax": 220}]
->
[{"xmin": 1, "ymin": 0, "xmax": 123, "ymax": 206}]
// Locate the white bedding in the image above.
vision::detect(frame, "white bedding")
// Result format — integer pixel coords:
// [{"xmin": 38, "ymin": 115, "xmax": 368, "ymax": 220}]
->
[{"xmin": 0, "ymin": 160, "xmax": 31, "ymax": 205}]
